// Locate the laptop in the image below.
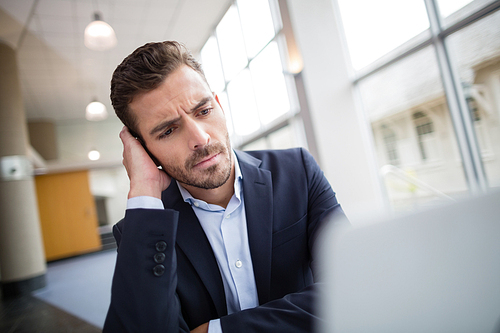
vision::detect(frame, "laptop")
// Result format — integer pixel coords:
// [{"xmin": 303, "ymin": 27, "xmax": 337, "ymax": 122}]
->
[{"xmin": 317, "ymin": 190, "xmax": 500, "ymax": 333}]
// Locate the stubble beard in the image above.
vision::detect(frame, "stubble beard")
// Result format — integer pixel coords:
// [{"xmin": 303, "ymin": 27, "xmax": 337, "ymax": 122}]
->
[{"xmin": 164, "ymin": 134, "xmax": 232, "ymax": 190}]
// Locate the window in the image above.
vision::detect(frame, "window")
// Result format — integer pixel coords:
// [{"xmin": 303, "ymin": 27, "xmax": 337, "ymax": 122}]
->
[
  {"xmin": 464, "ymin": 85, "xmax": 489, "ymax": 156},
  {"xmin": 413, "ymin": 112, "xmax": 437, "ymax": 161},
  {"xmin": 200, "ymin": 0, "xmax": 305, "ymax": 151},
  {"xmin": 381, "ymin": 125, "xmax": 399, "ymax": 165},
  {"xmin": 336, "ymin": 0, "xmax": 499, "ymax": 211}
]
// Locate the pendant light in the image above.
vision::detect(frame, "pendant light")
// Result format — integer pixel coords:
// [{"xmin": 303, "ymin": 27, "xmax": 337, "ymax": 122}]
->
[
  {"xmin": 88, "ymin": 149, "xmax": 101, "ymax": 161},
  {"xmin": 84, "ymin": 12, "xmax": 117, "ymax": 51},
  {"xmin": 85, "ymin": 100, "xmax": 108, "ymax": 121}
]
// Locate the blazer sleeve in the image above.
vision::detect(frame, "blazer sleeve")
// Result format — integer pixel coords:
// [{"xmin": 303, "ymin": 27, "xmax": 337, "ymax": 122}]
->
[
  {"xmin": 102, "ymin": 208, "xmax": 191, "ymax": 333},
  {"xmin": 219, "ymin": 148, "xmax": 348, "ymax": 332}
]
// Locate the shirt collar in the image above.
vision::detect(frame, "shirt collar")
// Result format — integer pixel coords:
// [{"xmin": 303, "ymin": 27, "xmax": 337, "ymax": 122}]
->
[{"xmin": 177, "ymin": 150, "xmax": 242, "ymax": 207}]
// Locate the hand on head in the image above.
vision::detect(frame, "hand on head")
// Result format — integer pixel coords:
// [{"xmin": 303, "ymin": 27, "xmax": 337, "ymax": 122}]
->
[{"xmin": 120, "ymin": 126, "xmax": 171, "ymax": 199}]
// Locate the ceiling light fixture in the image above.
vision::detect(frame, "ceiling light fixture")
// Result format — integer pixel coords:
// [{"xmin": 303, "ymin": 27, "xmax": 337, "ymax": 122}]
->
[
  {"xmin": 84, "ymin": 12, "xmax": 117, "ymax": 51},
  {"xmin": 88, "ymin": 149, "xmax": 101, "ymax": 161},
  {"xmin": 85, "ymin": 100, "xmax": 108, "ymax": 121}
]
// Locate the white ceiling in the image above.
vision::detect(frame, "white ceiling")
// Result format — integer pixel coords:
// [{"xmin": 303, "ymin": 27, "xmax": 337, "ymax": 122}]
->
[{"xmin": 0, "ymin": 0, "xmax": 231, "ymax": 122}]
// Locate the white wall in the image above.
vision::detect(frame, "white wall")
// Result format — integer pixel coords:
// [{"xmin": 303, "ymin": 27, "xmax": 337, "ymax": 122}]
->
[{"xmin": 89, "ymin": 167, "xmax": 129, "ymax": 226}]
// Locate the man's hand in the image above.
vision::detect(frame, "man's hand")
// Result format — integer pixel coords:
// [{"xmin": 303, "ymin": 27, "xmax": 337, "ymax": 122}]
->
[
  {"xmin": 191, "ymin": 323, "xmax": 208, "ymax": 333},
  {"xmin": 120, "ymin": 126, "xmax": 171, "ymax": 199}
]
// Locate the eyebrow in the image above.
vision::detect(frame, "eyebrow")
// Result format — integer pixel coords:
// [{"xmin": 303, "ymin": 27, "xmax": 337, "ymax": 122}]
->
[
  {"xmin": 191, "ymin": 96, "xmax": 212, "ymax": 113},
  {"xmin": 148, "ymin": 96, "xmax": 212, "ymax": 136},
  {"xmin": 149, "ymin": 116, "xmax": 182, "ymax": 136}
]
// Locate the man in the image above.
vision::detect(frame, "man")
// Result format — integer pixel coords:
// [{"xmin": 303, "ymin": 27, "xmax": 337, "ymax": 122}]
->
[{"xmin": 103, "ymin": 41, "xmax": 346, "ymax": 333}]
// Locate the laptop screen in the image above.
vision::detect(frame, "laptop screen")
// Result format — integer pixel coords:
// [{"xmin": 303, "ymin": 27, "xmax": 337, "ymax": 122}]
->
[{"xmin": 317, "ymin": 190, "xmax": 500, "ymax": 333}]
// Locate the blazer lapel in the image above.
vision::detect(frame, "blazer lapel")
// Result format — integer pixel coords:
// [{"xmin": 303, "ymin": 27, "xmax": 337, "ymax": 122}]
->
[
  {"xmin": 162, "ymin": 184, "xmax": 227, "ymax": 317},
  {"xmin": 236, "ymin": 151, "xmax": 273, "ymax": 304}
]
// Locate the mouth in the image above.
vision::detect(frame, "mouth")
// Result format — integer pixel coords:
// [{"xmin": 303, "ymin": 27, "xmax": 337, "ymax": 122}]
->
[{"xmin": 193, "ymin": 153, "xmax": 220, "ymax": 169}]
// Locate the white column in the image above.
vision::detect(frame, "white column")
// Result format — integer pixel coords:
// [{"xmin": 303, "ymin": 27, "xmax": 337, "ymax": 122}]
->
[
  {"xmin": 0, "ymin": 42, "xmax": 46, "ymax": 297},
  {"xmin": 287, "ymin": 0, "xmax": 386, "ymax": 221}
]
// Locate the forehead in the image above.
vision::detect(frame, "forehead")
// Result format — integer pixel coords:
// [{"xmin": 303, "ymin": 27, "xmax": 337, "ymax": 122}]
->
[{"xmin": 129, "ymin": 66, "xmax": 211, "ymax": 125}]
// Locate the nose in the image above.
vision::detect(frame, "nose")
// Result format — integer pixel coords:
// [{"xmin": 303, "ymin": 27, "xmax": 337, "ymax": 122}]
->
[{"xmin": 186, "ymin": 118, "xmax": 210, "ymax": 150}]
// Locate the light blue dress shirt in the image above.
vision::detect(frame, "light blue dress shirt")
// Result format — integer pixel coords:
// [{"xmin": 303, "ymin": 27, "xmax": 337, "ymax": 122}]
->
[{"xmin": 126, "ymin": 153, "xmax": 259, "ymax": 332}]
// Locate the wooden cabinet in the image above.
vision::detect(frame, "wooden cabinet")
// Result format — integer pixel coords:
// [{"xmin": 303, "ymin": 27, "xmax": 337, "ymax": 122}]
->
[{"xmin": 35, "ymin": 170, "xmax": 101, "ymax": 261}]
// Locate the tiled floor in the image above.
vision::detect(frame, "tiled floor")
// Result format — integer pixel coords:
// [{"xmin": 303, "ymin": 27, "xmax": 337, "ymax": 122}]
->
[
  {"xmin": 0, "ymin": 249, "xmax": 116, "ymax": 332},
  {"xmin": 0, "ymin": 294, "xmax": 101, "ymax": 333},
  {"xmin": 33, "ymin": 250, "xmax": 116, "ymax": 328}
]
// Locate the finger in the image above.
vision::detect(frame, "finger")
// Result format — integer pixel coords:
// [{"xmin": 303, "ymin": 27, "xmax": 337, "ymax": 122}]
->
[
  {"xmin": 120, "ymin": 128, "xmax": 144, "ymax": 156},
  {"xmin": 119, "ymin": 126, "xmax": 134, "ymax": 143}
]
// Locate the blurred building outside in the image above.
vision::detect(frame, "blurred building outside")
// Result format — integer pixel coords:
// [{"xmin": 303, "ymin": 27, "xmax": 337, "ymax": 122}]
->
[{"xmin": 337, "ymin": 0, "xmax": 500, "ymax": 212}]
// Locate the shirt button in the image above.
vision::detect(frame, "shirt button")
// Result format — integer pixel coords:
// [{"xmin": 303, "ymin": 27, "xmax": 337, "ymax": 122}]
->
[
  {"xmin": 193, "ymin": 202, "xmax": 199, "ymax": 207},
  {"xmin": 225, "ymin": 214, "xmax": 231, "ymax": 219},
  {"xmin": 235, "ymin": 260, "xmax": 242, "ymax": 268},
  {"xmin": 155, "ymin": 241, "xmax": 167, "ymax": 252}
]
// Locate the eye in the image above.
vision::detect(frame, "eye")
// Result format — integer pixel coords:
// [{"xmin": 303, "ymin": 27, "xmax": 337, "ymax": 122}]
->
[
  {"xmin": 198, "ymin": 108, "xmax": 212, "ymax": 116},
  {"xmin": 159, "ymin": 127, "xmax": 174, "ymax": 139}
]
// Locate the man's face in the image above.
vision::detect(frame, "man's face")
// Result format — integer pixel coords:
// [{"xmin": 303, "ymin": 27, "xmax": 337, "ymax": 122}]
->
[{"xmin": 129, "ymin": 65, "xmax": 232, "ymax": 190}]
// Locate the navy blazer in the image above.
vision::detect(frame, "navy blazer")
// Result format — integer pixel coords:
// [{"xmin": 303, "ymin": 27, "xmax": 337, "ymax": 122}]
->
[{"xmin": 103, "ymin": 148, "xmax": 346, "ymax": 332}]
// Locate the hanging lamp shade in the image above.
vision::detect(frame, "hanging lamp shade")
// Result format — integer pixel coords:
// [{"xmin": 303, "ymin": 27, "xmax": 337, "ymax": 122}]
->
[
  {"xmin": 88, "ymin": 149, "xmax": 101, "ymax": 161},
  {"xmin": 84, "ymin": 12, "xmax": 117, "ymax": 51},
  {"xmin": 85, "ymin": 100, "xmax": 108, "ymax": 121}
]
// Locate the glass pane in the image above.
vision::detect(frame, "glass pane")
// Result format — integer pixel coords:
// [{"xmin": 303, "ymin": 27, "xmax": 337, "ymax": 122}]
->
[
  {"xmin": 241, "ymin": 137, "xmax": 270, "ymax": 151},
  {"xmin": 227, "ymin": 69, "xmax": 260, "ymax": 136},
  {"xmin": 447, "ymin": 9, "xmax": 500, "ymax": 189},
  {"xmin": 437, "ymin": 0, "xmax": 495, "ymax": 27},
  {"xmin": 267, "ymin": 125, "xmax": 296, "ymax": 149},
  {"xmin": 249, "ymin": 41, "xmax": 290, "ymax": 125},
  {"xmin": 336, "ymin": 0, "xmax": 429, "ymax": 70},
  {"xmin": 357, "ymin": 46, "xmax": 469, "ymax": 212},
  {"xmin": 237, "ymin": 0, "xmax": 276, "ymax": 58},
  {"xmin": 436, "ymin": 0, "xmax": 473, "ymax": 17},
  {"xmin": 201, "ymin": 36, "xmax": 226, "ymax": 94},
  {"xmin": 216, "ymin": 5, "xmax": 248, "ymax": 81}
]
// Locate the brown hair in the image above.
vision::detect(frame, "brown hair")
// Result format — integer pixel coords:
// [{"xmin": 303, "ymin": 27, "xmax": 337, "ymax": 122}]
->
[{"xmin": 110, "ymin": 41, "xmax": 207, "ymax": 136}]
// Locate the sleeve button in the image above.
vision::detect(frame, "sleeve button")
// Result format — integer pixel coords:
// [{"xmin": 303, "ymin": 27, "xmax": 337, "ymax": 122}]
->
[
  {"xmin": 155, "ymin": 241, "xmax": 167, "ymax": 252},
  {"xmin": 153, "ymin": 264, "xmax": 165, "ymax": 276},
  {"xmin": 154, "ymin": 252, "xmax": 166, "ymax": 263}
]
